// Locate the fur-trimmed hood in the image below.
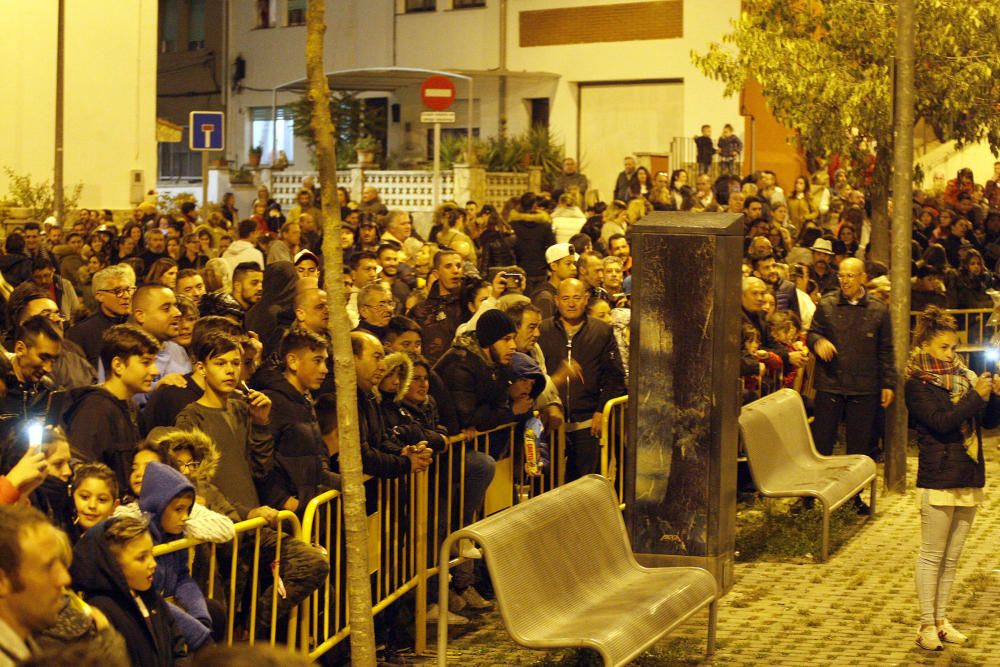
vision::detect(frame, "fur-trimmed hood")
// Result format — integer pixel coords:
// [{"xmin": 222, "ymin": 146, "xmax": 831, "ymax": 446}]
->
[
  {"xmin": 144, "ymin": 426, "xmax": 220, "ymax": 489},
  {"xmin": 379, "ymin": 351, "xmax": 413, "ymax": 403}
]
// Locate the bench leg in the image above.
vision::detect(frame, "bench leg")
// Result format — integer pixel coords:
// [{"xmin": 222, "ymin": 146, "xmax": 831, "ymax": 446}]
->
[
  {"xmin": 869, "ymin": 478, "xmax": 877, "ymax": 516},
  {"xmin": 707, "ymin": 599, "xmax": 718, "ymax": 656},
  {"xmin": 437, "ymin": 535, "xmax": 457, "ymax": 667},
  {"xmin": 820, "ymin": 505, "xmax": 830, "ymax": 562}
]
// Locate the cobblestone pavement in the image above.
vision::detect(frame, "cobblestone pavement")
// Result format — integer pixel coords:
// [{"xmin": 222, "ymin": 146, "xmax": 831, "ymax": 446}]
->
[{"xmin": 416, "ymin": 436, "xmax": 1000, "ymax": 667}]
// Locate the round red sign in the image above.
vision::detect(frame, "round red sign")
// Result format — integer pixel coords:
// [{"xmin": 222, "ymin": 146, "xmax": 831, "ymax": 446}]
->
[{"xmin": 420, "ymin": 75, "xmax": 456, "ymax": 111}]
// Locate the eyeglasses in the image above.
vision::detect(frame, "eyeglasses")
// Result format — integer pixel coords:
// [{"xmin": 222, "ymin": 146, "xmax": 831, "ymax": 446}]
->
[
  {"xmin": 97, "ymin": 286, "xmax": 136, "ymax": 298},
  {"xmin": 178, "ymin": 460, "xmax": 200, "ymax": 472}
]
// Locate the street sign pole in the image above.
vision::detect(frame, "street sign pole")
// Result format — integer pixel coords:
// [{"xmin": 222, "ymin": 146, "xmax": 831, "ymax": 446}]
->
[
  {"xmin": 201, "ymin": 151, "xmax": 210, "ymax": 210},
  {"xmin": 432, "ymin": 122, "xmax": 441, "ymax": 209},
  {"xmin": 189, "ymin": 111, "xmax": 225, "ymax": 207}
]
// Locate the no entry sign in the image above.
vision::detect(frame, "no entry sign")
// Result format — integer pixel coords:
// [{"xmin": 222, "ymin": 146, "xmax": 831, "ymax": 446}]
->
[{"xmin": 420, "ymin": 76, "xmax": 456, "ymax": 111}]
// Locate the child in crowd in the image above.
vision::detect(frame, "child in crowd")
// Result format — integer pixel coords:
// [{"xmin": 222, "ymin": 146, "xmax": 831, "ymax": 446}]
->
[
  {"xmin": 717, "ymin": 123, "xmax": 743, "ymax": 174},
  {"xmin": 740, "ymin": 324, "xmax": 781, "ymax": 401},
  {"xmin": 64, "ymin": 324, "xmax": 162, "ymax": 493},
  {"xmin": 695, "ymin": 124, "xmax": 715, "ymax": 175},
  {"xmin": 70, "ymin": 463, "xmax": 120, "ymax": 542},
  {"xmin": 70, "ymin": 515, "xmax": 185, "ymax": 666},
  {"xmin": 768, "ymin": 310, "xmax": 808, "ymax": 388}
]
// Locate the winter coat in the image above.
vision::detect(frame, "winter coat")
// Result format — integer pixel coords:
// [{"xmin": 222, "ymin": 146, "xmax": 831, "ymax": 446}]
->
[
  {"xmin": 139, "ymin": 462, "xmax": 213, "ymax": 651},
  {"xmin": 434, "ymin": 334, "xmax": 518, "ymax": 432},
  {"xmin": 477, "ymin": 230, "xmax": 518, "ymax": 275},
  {"xmin": 67, "ymin": 310, "xmax": 128, "ymax": 368},
  {"xmin": 509, "ymin": 211, "xmax": 556, "ymax": 278},
  {"xmin": 0, "ymin": 253, "xmax": 32, "ymax": 286},
  {"xmin": 70, "ymin": 519, "xmax": 185, "ymax": 667},
  {"xmin": 245, "ymin": 261, "xmax": 299, "ymax": 356},
  {"xmin": 537, "ymin": 316, "xmax": 626, "ymax": 420},
  {"xmin": 406, "ymin": 283, "xmax": 467, "ymax": 364},
  {"xmin": 259, "ymin": 374, "xmax": 340, "ymax": 506},
  {"xmin": 807, "ymin": 290, "xmax": 896, "ymax": 395},
  {"xmin": 140, "ymin": 373, "xmax": 204, "ymax": 436},
  {"xmin": 62, "ymin": 386, "xmax": 141, "ymax": 495},
  {"xmin": 378, "ymin": 353, "xmax": 447, "ymax": 452},
  {"xmin": 906, "ymin": 377, "xmax": 1000, "ymax": 489},
  {"xmin": 355, "ymin": 387, "xmax": 414, "ymax": 479}
]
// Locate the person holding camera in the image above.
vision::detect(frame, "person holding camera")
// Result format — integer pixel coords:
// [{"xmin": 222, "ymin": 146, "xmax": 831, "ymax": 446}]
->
[{"xmin": 906, "ymin": 306, "xmax": 1000, "ymax": 650}]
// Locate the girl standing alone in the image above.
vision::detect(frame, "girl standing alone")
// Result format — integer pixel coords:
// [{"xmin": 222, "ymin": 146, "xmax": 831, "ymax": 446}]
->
[{"xmin": 906, "ymin": 306, "xmax": 1000, "ymax": 650}]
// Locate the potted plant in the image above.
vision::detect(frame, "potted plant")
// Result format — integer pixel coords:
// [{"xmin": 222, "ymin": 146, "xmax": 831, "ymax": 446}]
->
[
  {"xmin": 248, "ymin": 145, "xmax": 263, "ymax": 167},
  {"xmin": 354, "ymin": 135, "xmax": 381, "ymax": 166}
]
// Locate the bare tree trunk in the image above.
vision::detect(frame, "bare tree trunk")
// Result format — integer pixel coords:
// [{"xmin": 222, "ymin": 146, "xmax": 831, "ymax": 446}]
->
[
  {"xmin": 305, "ymin": 2, "xmax": 377, "ymax": 664},
  {"xmin": 868, "ymin": 149, "xmax": 892, "ymax": 265},
  {"xmin": 885, "ymin": 0, "xmax": 916, "ymax": 493}
]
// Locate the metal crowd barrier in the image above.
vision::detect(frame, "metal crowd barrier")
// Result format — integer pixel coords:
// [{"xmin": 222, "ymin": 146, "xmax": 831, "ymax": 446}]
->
[
  {"xmin": 155, "ymin": 401, "xmax": 633, "ymax": 660},
  {"xmin": 151, "ymin": 509, "xmax": 302, "ymax": 649},
  {"xmin": 909, "ymin": 307, "xmax": 995, "ymax": 353}
]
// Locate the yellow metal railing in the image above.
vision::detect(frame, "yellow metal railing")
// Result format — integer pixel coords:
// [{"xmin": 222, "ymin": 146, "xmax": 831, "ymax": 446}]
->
[
  {"xmin": 155, "ymin": 402, "xmax": 634, "ymax": 660},
  {"xmin": 909, "ymin": 308, "xmax": 995, "ymax": 351},
  {"xmin": 152, "ymin": 510, "xmax": 302, "ymax": 649}
]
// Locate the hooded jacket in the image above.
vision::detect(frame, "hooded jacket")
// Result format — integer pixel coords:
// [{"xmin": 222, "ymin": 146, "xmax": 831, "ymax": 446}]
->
[
  {"xmin": 62, "ymin": 385, "xmax": 140, "ymax": 495},
  {"xmin": 434, "ymin": 333, "xmax": 518, "ymax": 432},
  {"xmin": 258, "ymin": 373, "xmax": 341, "ymax": 506},
  {"xmin": 245, "ymin": 261, "xmax": 299, "ymax": 356},
  {"xmin": 70, "ymin": 519, "xmax": 184, "ymax": 667},
  {"xmin": 138, "ymin": 462, "xmax": 213, "ymax": 650},
  {"xmin": 378, "ymin": 352, "xmax": 447, "ymax": 452}
]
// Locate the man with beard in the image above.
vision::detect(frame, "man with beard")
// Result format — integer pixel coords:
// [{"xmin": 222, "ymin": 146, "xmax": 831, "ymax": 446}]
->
[
  {"xmin": 750, "ymin": 252, "xmax": 800, "ymax": 319},
  {"xmin": 0, "ymin": 317, "xmax": 63, "ymax": 445},
  {"xmin": 125, "ymin": 285, "xmax": 190, "ymax": 401},
  {"xmin": 407, "ymin": 250, "xmax": 467, "ymax": 363},
  {"xmin": 231, "ymin": 262, "xmax": 264, "ymax": 315},
  {"xmin": 376, "ymin": 242, "xmax": 411, "ymax": 313}
]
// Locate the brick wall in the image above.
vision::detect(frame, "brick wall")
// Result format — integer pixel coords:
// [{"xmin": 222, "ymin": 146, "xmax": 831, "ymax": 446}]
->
[{"xmin": 519, "ymin": 1, "xmax": 683, "ymax": 47}]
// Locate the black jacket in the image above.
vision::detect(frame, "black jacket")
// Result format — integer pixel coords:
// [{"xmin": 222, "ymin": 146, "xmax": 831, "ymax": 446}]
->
[
  {"xmin": 140, "ymin": 373, "xmax": 204, "ymax": 436},
  {"xmin": 380, "ymin": 391, "xmax": 447, "ymax": 452},
  {"xmin": 509, "ymin": 213, "xmax": 556, "ymax": 278},
  {"xmin": 434, "ymin": 335, "xmax": 517, "ymax": 433},
  {"xmin": 0, "ymin": 253, "xmax": 32, "ymax": 286},
  {"xmin": 537, "ymin": 316, "xmax": 626, "ymax": 420},
  {"xmin": 807, "ymin": 290, "xmax": 896, "ymax": 395},
  {"xmin": 477, "ymin": 230, "xmax": 518, "ymax": 274},
  {"xmin": 260, "ymin": 375, "xmax": 340, "ymax": 505},
  {"xmin": 62, "ymin": 386, "xmax": 141, "ymax": 494},
  {"xmin": 355, "ymin": 387, "xmax": 413, "ymax": 479},
  {"xmin": 0, "ymin": 355, "xmax": 64, "ymax": 446},
  {"xmin": 67, "ymin": 309, "xmax": 128, "ymax": 367},
  {"xmin": 406, "ymin": 283, "xmax": 467, "ymax": 364},
  {"xmin": 906, "ymin": 377, "xmax": 1000, "ymax": 489},
  {"xmin": 70, "ymin": 519, "xmax": 185, "ymax": 667}
]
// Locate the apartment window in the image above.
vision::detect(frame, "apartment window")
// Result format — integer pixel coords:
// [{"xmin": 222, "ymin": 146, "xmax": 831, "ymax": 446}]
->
[
  {"xmin": 159, "ymin": 132, "xmax": 201, "ymax": 182},
  {"xmin": 453, "ymin": 0, "xmax": 486, "ymax": 7},
  {"xmin": 160, "ymin": 0, "xmax": 178, "ymax": 53},
  {"xmin": 406, "ymin": 0, "xmax": 436, "ymax": 12},
  {"xmin": 287, "ymin": 0, "xmax": 307, "ymax": 25},
  {"xmin": 188, "ymin": 0, "xmax": 206, "ymax": 49},
  {"xmin": 250, "ymin": 106, "xmax": 295, "ymax": 164},
  {"xmin": 256, "ymin": 0, "xmax": 276, "ymax": 28}
]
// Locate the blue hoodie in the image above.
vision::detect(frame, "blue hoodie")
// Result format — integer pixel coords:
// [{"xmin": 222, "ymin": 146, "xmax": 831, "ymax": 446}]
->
[
  {"xmin": 506, "ymin": 352, "xmax": 550, "ymax": 467},
  {"xmin": 139, "ymin": 461, "xmax": 213, "ymax": 649}
]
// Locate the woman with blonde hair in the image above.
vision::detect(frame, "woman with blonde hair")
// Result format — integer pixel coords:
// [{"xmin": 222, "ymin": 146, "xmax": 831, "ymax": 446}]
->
[{"xmin": 203, "ymin": 257, "xmax": 232, "ymax": 294}]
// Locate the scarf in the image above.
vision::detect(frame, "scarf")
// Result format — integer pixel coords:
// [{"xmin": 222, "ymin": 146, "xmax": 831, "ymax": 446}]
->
[{"xmin": 906, "ymin": 351, "xmax": 979, "ymax": 461}]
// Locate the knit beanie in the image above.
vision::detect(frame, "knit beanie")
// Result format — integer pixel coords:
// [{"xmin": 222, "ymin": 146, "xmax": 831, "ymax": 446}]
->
[{"xmin": 476, "ymin": 309, "xmax": 517, "ymax": 348}]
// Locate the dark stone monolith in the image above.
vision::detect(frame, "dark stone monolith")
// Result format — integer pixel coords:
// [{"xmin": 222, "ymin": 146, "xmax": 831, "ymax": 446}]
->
[{"xmin": 625, "ymin": 212, "xmax": 741, "ymax": 591}]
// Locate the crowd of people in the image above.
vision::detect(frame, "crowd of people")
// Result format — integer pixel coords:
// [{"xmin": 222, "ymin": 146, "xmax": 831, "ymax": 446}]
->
[{"xmin": 0, "ymin": 153, "xmax": 998, "ymax": 662}]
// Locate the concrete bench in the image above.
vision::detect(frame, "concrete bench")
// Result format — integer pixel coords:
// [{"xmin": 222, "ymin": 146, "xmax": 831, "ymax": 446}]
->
[
  {"xmin": 739, "ymin": 389, "xmax": 877, "ymax": 561},
  {"xmin": 436, "ymin": 475, "xmax": 718, "ymax": 667}
]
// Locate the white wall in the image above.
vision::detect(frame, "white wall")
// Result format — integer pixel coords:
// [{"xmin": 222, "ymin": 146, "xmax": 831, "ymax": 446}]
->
[
  {"xmin": 0, "ymin": 0, "xmax": 158, "ymax": 213},
  {"xmin": 226, "ymin": 0, "xmax": 741, "ymax": 178}
]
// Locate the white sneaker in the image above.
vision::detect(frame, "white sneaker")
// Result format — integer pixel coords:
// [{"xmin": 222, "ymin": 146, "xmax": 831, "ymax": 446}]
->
[
  {"xmin": 916, "ymin": 625, "xmax": 943, "ymax": 651},
  {"xmin": 460, "ymin": 587, "xmax": 494, "ymax": 610},
  {"xmin": 459, "ymin": 539, "xmax": 482, "ymax": 560},
  {"xmin": 426, "ymin": 603, "xmax": 468, "ymax": 625},
  {"xmin": 937, "ymin": 619, "xmax": 967, "ymax": 645}
]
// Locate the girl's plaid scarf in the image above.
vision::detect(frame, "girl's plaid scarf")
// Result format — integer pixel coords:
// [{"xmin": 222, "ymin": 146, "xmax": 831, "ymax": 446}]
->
[{"xmin": 906, "ymin": 351, "xmax": 979, "ymax": 461}]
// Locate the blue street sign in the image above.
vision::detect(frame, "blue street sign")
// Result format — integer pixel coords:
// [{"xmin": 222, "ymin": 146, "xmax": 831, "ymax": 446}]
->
[{"xmin": 189, "ymin": 111, "xmax": 225, "ymax": 151}]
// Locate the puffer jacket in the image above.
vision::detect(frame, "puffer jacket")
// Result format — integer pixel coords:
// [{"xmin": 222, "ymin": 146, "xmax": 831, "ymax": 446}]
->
[
  {"xmin": 406, "ymin": 283, "xmax": 467, "ymax": 364},
  {"xmin": 906, "ymin": 377, "xmax": 1000, "ymax": 489}
]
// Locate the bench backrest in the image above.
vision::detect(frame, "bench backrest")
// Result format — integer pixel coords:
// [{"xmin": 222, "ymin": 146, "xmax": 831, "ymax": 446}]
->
[
  {"xmin": 464, "ymin": 475, "xmax": 635, "ymax": 638},
  {"xmin": 738, "ymin": 389, "xmax": 820, "ymax": 491}
]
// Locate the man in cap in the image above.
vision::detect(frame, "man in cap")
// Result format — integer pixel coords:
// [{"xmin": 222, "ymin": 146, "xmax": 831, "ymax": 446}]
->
[{"xmin": 531, "ymin": 243, "xmax": 578, "ymax": 320}]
